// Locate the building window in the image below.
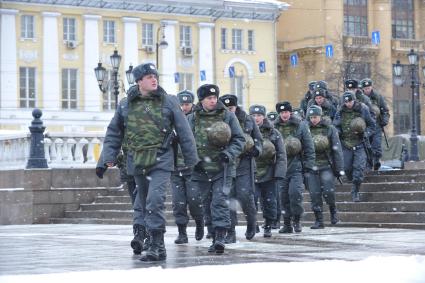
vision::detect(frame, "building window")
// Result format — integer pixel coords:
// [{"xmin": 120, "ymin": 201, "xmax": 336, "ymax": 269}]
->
[
  {"xmin": 231, "ymin": 76, "xmax": 244, "ymax": 106},
  {"xmin": 178, "ymin": 73, "xmax": 194, "ymax": 92},
  {"xmin": 19, "ymin": 67, "xmax": 36, "ymax": 108},
  {"xmin": 63, "ymin": 17, "xmax": 76, "ymax": 41},
  {"xmin": 392, "ymin": 0, "xmax": 415, "ymax": 39},
  {"xmin": 21, "ymin": 15, "xmax": 34, "ymax": 39},
  {"xmin": 232, "ymin": 29, "xmax": 243, "ymax": 50},
  {"xmin": 344, "ymin": 61, "xmax": 371, "ymax": 81},
  {"xmin": 142, "ymin": 23, "xmax": 154, "ymax": 46},
  {"xmin": 343, "ymin": 0, "xmax": 368, "ymax": 36},
  {"xmin": 102, "ymin": 71, "xmax": 116, "ymax": 110},
  {"xmin": 248, "ymin": 30, "xmax": 255, "ymax": 51},
  {"xmin": 180, "ymin": 25, "xmax": 192, "ymax": 47},
  {"xmin": 103, "ymin": 20, "xmax": 115, "ymax": 43},
  {"xmin": 62, "ymin": 69, "xmax": 78, "ymax": 109},
  {"xmin": 221, "ymin": 28, "xmax": 227, "ymax": 49}
]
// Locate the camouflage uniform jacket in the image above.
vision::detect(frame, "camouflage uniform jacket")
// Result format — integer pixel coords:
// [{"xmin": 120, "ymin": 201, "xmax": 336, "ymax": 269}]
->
[
  {"xmin": 100, "ymin": 85, "xmax": 199, "ymax": 176},
  {"xmin": 274, "ymin": 115, "xmax": 316, "ymax": 174},
  {"xmin": 300, "ymin": 91, "xmax": 313, "ymax": 114},
  {"xmin": 333, "ymin": 101, "xmax": 376, "ymax": 149},
  {"xmin": 187, "ymin": 100, "xmax": 245, "ymax": 181},
  {"xmin": 235, "ymin": 107, "xmax": 263, "ymax": 176},
  {"xmin": 367, "ymin": 90, "xmax": 390, "ymax": 127},
  {"xmin": 308, "ymin": 118, "xmax": 344, "ymax": 172},
  {"xmin": 255, "ymin": 118, "xmax": 287, "ymax": 183},
  {"xmin": 174, "ymin": 108, "xmax": 194, "ymax": 176}
]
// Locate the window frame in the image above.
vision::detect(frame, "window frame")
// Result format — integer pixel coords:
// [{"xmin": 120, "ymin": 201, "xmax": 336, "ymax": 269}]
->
[
  {"xmin": 232, "ymin": 29, "xmax": 243, "ymax": 50},
  {"xmin": 61, "ymin": 68, "xmax": 78, "ymax": 110},
  {"xmin": 21, "ymin": 15, "xmax": 35, "ymax": 39},
  {"xmin": 343, "ymin": 0, "xmax": 368, "ymax": 37},
  {"xmin": 248, "ymin": 30, "xmax": 255, "ymax": 51},
  {"xmin": 63, "ymin": 17, "xmax": 76, "ymax": 41},
  {"xmin": 179, "ymin": 25, "xmax": 192, "ymax": 47},
  {"xmin": 19, "ymin": 67, "xmax": 36, "ymax": 108},
  {"xmin": 178, "ymin": 73, "xmax": 194, "ymax": 92},
  {"xmin": 221, "ymin": 28, "xmax": 227, "ymax": 50},
  {"xmin": 103, "ymin": 20, "xmax": 116, "ymax": 44},
  {"xmin": 391, "ymin": 0, "xmax": 415, "ymax": 39},
  {"xmin": 142, "ymin": 23, "xmax": 154, "ymax": 47}
]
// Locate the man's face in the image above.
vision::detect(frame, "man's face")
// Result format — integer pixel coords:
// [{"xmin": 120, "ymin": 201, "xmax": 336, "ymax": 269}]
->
[
  {"xmin": 201, "ymin": 95, "xmax": 217, "ymax": 111},
  {"xmin": 180, "ymin": 103, "xmax": 193, "ymax": 114},
  {"xmin": 344, "ymin": 100, "xmax": 355, "ymax": 109},
  {"xmin": 314, "ymin": 95, "xmax": 325, "ymax": 105},
  {"xmin": 363, "ymin": 86, "xmax": 372, "ymax": 95},
  {"xmin": 138, "ymin": 74, "xmax": 158, "ymax": 94},
  {"xmin": 252, "ymin": 114, "xmax": 265, "ymax": 125},
  {"xmin": 309, "ymin": 115, "xmax": 321, "ymax": 126},
  {"xmin": 227, "ymin": 106, "xmax": 237, "ymax": 113},
  {"xmin": 280, "ymin": 110, "xmax": 291, "ymax": 122}
]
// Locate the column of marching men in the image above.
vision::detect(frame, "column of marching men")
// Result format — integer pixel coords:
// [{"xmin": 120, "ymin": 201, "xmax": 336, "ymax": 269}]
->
[{"xmin": 96, "ymin": 63, "xmax": 390, "ymax": 262}]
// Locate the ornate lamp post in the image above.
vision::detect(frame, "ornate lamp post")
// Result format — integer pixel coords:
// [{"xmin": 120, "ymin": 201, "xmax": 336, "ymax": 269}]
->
[
  {"xmin": 94, "ymin": 49, "xmax": 133, "ymax": 109},
  {"xmin": 156, "ymin": 25, "xmax": 168, "ymax": 80}
]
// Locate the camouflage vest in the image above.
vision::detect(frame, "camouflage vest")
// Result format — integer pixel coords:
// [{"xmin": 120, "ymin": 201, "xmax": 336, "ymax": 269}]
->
[
  {"xmin": 310, "ymin": 124, "xmax": 330, "ymax": 167},
  {"xmin": 340, "ymin": 108, "xmax": 362, "ymax": 148},
  {"xmin": 194, "ymin": 109, "xmax": 226, "ymax": 174},
  {"xmin": 276, "ymin": 121, "xmax": 298, "ymax": 160},
  {"xmin": 125, "ymin": 94, "xmax": 165, "ymax": 171},
  {"xmin": 256, "ymin": 126, "xmax": 273, "ymax": 178}
]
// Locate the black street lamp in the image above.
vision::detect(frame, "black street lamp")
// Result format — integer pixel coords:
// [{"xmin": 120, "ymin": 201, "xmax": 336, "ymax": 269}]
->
[
  {"xmin": 394, "ymin": 49, "xmax": 421, "ymax": 161},
  {"xmin": 156, "ymin": 25, "xmax": 168, "ymax": 79},
  {"xmin": 94, "ymin": 49, "xmax": 133, "ymax": 109}
]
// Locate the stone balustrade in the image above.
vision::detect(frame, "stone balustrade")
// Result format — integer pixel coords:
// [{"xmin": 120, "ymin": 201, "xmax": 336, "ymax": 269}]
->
[{"xmin": 0, "ymin": 132, "xmax": 105, "ymax": 169}]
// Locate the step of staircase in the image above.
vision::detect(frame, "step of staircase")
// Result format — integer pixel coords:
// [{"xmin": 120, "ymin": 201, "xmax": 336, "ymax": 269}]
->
[{"xmin": 50, "ymin": 169, "xmax": 425, "ymax": 229}]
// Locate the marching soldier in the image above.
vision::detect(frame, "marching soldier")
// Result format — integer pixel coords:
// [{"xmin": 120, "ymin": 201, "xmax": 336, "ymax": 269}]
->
[
  {"xmin": 187, "ymin": 84, "xmax": 245, "ymax": 254},
  {"xmin": 345, "ymin": 79, "xmax": 374, "ymax": 113},
  {"xmin": 292, "ymin": 108, "xmax": 305, "ymax": 120},
  {"xmin": 360, "ymin": 78, "xmax": 390, "ymax": 170},
  {"xmin": 313, "ymin": 80, "xmax": 340, "ymax": 110},
  {"xmin": 300, "ymin": 81, "xmax": 317, "ymax": 114},
  {"xmin": 274, "ymin": 101, "xmax": 315, "ymax": 234},
  {"xmin": 100, "ymin": 63, "xmax": 198, "ymax": 262},
  {"xmin": 306, "ymin": 105, "xmax": 344, "ymax": 228},
  {"xmin": 333, "ymin": 92, "xmax": 376, "ymax": 202},
  {"xmin": 219, "ymin": 94, "xmax": 263, "ymax": 243},
  {"xmin": 307, "ymin": 88, "xmax": 337, "ymax": 122},
  {"xmin": 250, "ymin": 104, "xmax": 287, "ymax": 238},
  {"xmin": 267, "ymin": 111, "xmax": 278, "ymax": 123},
  {"xmin": 172, "ymin": 90, "xmax": 204, "ymax": 245}
]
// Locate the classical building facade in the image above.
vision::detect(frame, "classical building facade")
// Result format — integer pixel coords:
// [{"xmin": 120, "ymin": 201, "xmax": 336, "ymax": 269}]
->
[
  {"xmin": 0, "ymin": 0, "xmax": 287, "ymax": 133},
  {"xmin": 277, "ymin": 0, "xmax": 425, "ymax": 135}
]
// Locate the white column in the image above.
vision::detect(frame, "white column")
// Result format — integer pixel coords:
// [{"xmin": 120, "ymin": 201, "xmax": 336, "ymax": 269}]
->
[
  {"xmin": 83, "ymin": 15, "xmax": 101, "ymax": 111},
  {"xmin": 42, "ymin": 12, "xmax": 61, "ymax": 110},
  {"xmin": 198, "ymin": 22, "xmax": 215, "ymax": 84},
  {"xmin": 160, "ymin": 20, "xmax": 178, "ymax": 94},
  {"xmin": 0, "ymin": 9, "xmax": 18, "ymax": 109},
  {"xmin": 122, "ymin": 17, "xmax": 140, "ymax": 90}
]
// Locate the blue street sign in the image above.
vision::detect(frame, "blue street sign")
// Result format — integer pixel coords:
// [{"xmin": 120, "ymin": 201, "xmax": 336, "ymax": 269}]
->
[
  {"xmin": 174, "ymin": 72, "xmax": 180, "ymax": 83},
  {"xmin": 290, "ymin": 53, "xmax": 298, "ymax": 67},
  {"xmin": 200, "ymin": 70, "xmax": 206, "ymax": 81},
  {"xmin": 229, "ymin": 66, "xmax": 235, "ymax": 78},
  {"xmin": 372, "ymin": 31, "xmax": 380, "ymax": 45},
  {"xmin": 259, "ymin": 61, "xmax": 266, "ymax": 73},
  {"xmin": 325, "ymin": 44, "xmax": 333, "ymax": 58}
]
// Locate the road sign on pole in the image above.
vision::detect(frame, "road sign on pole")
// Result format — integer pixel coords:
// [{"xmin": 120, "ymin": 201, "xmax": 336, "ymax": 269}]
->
[
  {"xmin": 259, "ymin": 61, "xmax": 266, "ymax": 73},
  {"xmin": 229, "ymin": 66, "xmax": 235, "ymax": 78},
  {"xmin": 325, "ymin": 44, "xmax": 334, "ymax": 58},
  {"xmin": 290, "ymin": 53, "xmax": 298, "ymax": 67},
  {"xmin": 372, "ymin": 31, "xmax": 380, "ymax": 45}
]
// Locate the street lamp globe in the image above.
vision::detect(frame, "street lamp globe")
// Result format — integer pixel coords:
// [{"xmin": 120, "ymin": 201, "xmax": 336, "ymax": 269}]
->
[
  {"xmin": 393, "ymin": 60, "xmax": 403, "ymax": 77},
  {"xmin": 408, "ymin": 49, "xmax": 418, "ymax": 66},
  {"xmin": 94, "ymin": 62, "xmax": 106, "ymax": 88},
  {"xmin": 126, "ymin": 65, "xmax": 134, "ymax": 85},
  {"xmin": 110, "ymin": 49, "xmax": 122, "ymax": 71},
  {"xmin": 159, "ymin": 38, "xmax": 168, "ymax": 49}
]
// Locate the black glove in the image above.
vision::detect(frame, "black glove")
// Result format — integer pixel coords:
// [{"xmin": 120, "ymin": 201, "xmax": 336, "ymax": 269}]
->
[
  {"xmin": 219, "ymin": 152, "xmax": 230, "ymax": 163},
  {"xmin": 95, "ymin": 167, "xmax": 107, "ymax": 179},
  {"xmin": 247, "ymin": 148, "xmax": 260, "ymax": 158},
  {"xmin": 194, "ymin": 161, "xmax": 204, "ymax": 173}
]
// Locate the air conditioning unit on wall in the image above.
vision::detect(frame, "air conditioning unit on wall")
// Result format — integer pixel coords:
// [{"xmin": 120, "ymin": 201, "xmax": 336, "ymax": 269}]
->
[
  {"xmin": 182, "ymin": 46, "xmax": 193, "ymax": 57},
  {"xmin": 66, "ymin": 41, "xmax": 77, "ymax": 49},
  {"xmin": 144, "ymin": 45, "xmax": 154, "ymax": 53}
]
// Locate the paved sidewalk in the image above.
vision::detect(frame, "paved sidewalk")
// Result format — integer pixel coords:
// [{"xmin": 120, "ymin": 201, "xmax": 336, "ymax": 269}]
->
[{"xmin": 1, "ymin": 224, "xmax": 425, "ymax": 276}]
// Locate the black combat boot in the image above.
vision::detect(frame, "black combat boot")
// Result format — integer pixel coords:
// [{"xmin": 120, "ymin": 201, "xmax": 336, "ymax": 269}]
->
[
  {"xmin": 174, "ymin": 224, "xmax": 188, "ymax": 244},
  {"xmin": 140, "ymin": 230, "xmax": 166, "ymax": 262},
  {"xmin": 279, "ymin": 217, "xmax": 293, "ymax": 233},
  {"xmin": 310, "ymin": 211, "xmax": 324, "ymax": 229},
  {"xmin": 213, "ymin": 227, "xmax": 226, "ymax": 254},
  {"xmin": 206, "ymin": 225, "xmax": 213, "ymax": 239},
  {"xmin": 263, "ymin": 219, "xmax": 272, "ymax": 238},
  {"xmin": 373, "ymin": 157, "xmax": 381, "ymax": 171},
  {"xmin": 224, "ymin": 228, "xmax": 236, "ymax": 244},
  {"xmin": 142, "ymin": 234, "xmax": 150, "ymax": 251},
  {"xmin": 351, "ymin": 183, "xmax": 361, "ymax": 202},
  {"xmin": 293, "ymin": 215, "xmax": 302, "ymax": 233},
  {"xmin": 131, "ymin": 224, "xmax": 146, "ymax": 255},
  {"xmin": 329, "ymin": 205, "xmax": 339, "ymax": 225},
  {"xmin": 245, "ymin": 217, "xmax": 257, "ymax": 240},
  {"xmin": 208, "ymin": 232, "xmax": 216, "ymax": 253},
  {"xmin": 195, "ymin": 219, "xmax": 204, "ymax": 241},
  {"xmin": 271, "ymin": 220, "xmax": 280, "ymax": 230}
]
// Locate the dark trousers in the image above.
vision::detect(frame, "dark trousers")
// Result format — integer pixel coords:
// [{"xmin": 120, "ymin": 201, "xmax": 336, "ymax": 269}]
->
[
  {"xmin": 255, "ymin": 180, "xmax": 277, "ymax": 221},
  {"xmin": 171, "ymin": 173, "xmax": 203, "ymax": 225}
]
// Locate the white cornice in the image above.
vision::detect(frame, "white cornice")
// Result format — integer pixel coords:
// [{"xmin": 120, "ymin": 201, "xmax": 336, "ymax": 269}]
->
[
  {"xmin": 122, "ymin": 17, "xmax": 140, "ymax": 23},
  {"xmin": 0, "ymin": 9, "xmax": 19, "ymax": 15},
  {"xmin": 198, "ymin": 22, "xmax": 215, "ymax": 28},
  {"xmin": 41, "ymin": 11, "xmax": 61, "ymax": 17},
  {"xmin": 83, "ymin": 14, "xmax": 101, "ymax": 21}
]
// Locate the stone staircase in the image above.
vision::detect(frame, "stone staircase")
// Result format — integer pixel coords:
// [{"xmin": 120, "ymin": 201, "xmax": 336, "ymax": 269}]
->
[{"xmin": 51, "ymin": 169, "xmax": 425, "ymax": 229}]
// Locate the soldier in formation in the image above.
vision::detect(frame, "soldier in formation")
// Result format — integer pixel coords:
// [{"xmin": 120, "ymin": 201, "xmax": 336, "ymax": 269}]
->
[
  {"xmin": 171, "ymin": 90, "xmax": 204, "ymax": 245},
  {"xmin": 306, "ymin": 105, "xmax": 344, "ymax": 228},
  {"xmin": 333, "ymin": 92, "xmax": 376, "ymax": 202},
  {"xmin": 187, "ymin": 84, "xmax": 245, "ymax": 254},
  {"xmin": 274, "ymin": 101, "xmax": 315, "ymax": 233},
  {"xmin": 219, "ymin": 94, "xmax": 262, "ymax": 243},
  {"xmin": 100, "ymin": 63, "xmax": 198, "ymax": 262}
]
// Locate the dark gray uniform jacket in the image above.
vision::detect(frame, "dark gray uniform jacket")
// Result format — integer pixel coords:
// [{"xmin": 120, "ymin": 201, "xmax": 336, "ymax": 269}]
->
[
  {"xmin": 100, "ymin": 85, "xmax": 199, "ymax": 176},
  {"xmin": 256, "ymin": 118, "xmax": 287, "ymax": 183},
  {"xmin": 274, "ymin": 115, "xmax": 315, "ymax": 174},
  {"xmin": 235, "ymin": 107, "xmax": 263, "ymax": 176},
  {"xmin": 187, "ymin": 101, "xmax": 245, "ymax": 181}
]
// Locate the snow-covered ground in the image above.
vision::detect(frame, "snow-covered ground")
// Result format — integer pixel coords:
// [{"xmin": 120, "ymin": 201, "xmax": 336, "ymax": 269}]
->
[{"xmin": 1, "ymin": 256, "xmax": 424, "ymax": 283}]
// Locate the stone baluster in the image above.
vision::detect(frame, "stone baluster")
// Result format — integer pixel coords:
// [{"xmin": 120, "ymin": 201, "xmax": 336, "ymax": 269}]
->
[
  {"xmin": 50, "ymin": 138, "xmax": 57, "ymax": 162},
  {"xmin": 54, "ymin": 138, "xmax": 63, "ymax": 161},
  {"xmin": 87, "ymin": 137, "xmax": 100, "ymax": 163},
  {"xmin": 44, "ymin": 138, "xmax": 52, "ymax": 162},
  {"xmin": 75, "ymin": 138, "xmax": 88, "ymax": 163},
  {"xmin": 65, "ymin": 138, "xmax": 76, "ymax": 162}
]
